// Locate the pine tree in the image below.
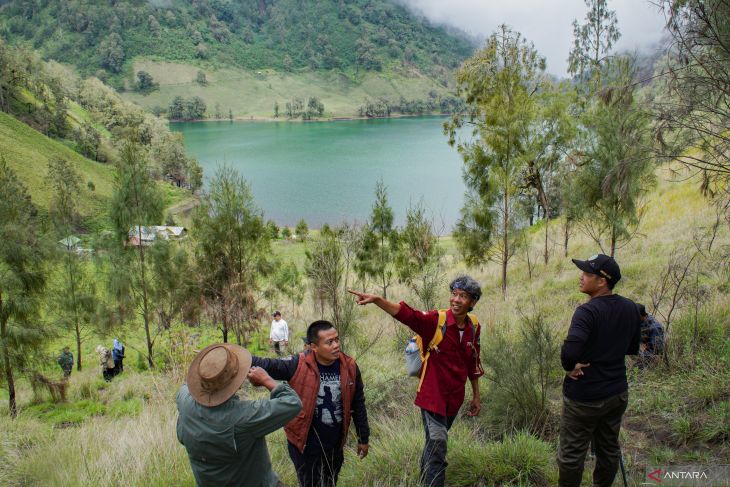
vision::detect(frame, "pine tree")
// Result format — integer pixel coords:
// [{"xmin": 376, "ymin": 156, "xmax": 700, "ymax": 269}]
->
[
  {"xmin": 445, "ymin": 25, "xmax": 545, "ymax": 295},
  {"xmin": 355, "ymin": 179, "xmax": 399, "ymax": 298},
  {"xmin": 0, "ymin": 158, "xmax": 48, "ymax": 418},
  {"xmin": 568, "ymin": 0, "xmax": 621, "ymax": 82},
  {"xmin": 110, "ymin": 139, "xmax": 164, "ymax": 368},
  {"xmin": 193, "ymin": 165, "xmax": 272, "ymax": 344},
  {"xmin": 47, "ymin": 157, "xmax": 97, "ymax": 371},
  {"xmin": 571, "ymin": 58, "xmax": 655, "ymax": 256}
]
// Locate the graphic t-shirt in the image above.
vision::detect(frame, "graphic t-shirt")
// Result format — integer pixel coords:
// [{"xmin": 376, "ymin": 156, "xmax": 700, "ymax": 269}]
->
[{"xmin": 306, "ymin": 360, "xmax": 343, "ymax": 451}]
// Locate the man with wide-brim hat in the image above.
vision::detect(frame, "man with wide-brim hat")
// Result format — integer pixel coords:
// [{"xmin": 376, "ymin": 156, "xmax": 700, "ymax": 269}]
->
[
  {"xmin": 176, "ymin": 343, "xmax": 301, "ymax": 486},
  {"xmin": 557, "ymin": 254, "xmax": 640, "ymax": 487}
]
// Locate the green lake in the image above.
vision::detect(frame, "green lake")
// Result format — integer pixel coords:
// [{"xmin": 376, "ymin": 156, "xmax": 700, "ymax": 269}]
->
[{"xmin": 171, "ymin": 116, "xmax": 466, "ymax": 230}]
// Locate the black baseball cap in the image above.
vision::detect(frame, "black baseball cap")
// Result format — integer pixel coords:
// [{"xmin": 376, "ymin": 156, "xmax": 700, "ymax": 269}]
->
[{"xmin": 571, "ymin": 253, "xmax": 621, "ymax": 286}]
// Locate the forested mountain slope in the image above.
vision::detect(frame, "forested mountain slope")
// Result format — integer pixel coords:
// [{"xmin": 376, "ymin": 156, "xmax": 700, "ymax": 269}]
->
[{"xmin": 0, "ymin": 0, "xmax": 473, "ymax": 84}]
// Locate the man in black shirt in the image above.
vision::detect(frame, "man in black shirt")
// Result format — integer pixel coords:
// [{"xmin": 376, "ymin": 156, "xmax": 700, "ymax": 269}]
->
[{"xmin": 558, "ymin": 254, "xmax": 640, "ymax": 487}]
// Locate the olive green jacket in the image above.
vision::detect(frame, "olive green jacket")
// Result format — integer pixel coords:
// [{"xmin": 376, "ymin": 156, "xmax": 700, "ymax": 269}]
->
[{"xmin": 176, "ymin": 382, "xmax": 301, "ymax": 487}]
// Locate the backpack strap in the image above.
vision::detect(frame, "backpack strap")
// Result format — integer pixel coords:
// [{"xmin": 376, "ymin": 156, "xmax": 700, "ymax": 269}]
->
[
  {"xmin": 466, "ymin": 312, "xmax": 484, "ymax": 376},
  {"xmin": 467, "ymin": 313, "xmax": 480, "ymax": 346},
  {"xmin": 417, "ymin": 310, "xmax": 448, "ymax": 392}
]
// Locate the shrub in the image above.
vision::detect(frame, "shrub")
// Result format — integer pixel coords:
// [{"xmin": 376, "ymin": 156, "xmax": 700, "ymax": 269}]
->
[{"xmin": 481, "ymin": 310, "xmax": 562, "ymax": 436}]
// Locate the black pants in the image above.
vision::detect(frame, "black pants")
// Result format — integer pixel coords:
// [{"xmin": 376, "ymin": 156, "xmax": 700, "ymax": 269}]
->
[
  {"xmin": 102, "ymin": 367, "xmax": 114, "ymax": 381},
  {"xmin": 558, "ymin": 391, "xmax": 629, "ymax": 487},
  {"xmin": 113, "ymin": 359, "xmax": 124, "ymax": 376},
  {"xmin": 288, "ymin": 442, "xmax": 344, "ymax": 487},
  {"xmin": 420, "ymin": 409, "xmax": 456, "ymax": 487},
  {"xmin": 273, "ymin": 341, "xmax": 287, "ymax": 356}
]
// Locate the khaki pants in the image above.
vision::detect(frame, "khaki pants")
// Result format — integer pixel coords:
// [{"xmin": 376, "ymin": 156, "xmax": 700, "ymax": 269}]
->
[{"xmin": 558, "ymin": 391, "xmax": 628, "ymax": 487}]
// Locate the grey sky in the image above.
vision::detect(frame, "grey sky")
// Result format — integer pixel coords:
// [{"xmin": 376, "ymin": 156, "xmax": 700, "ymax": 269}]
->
[{"xmin": 400, "ymin": 0, "xmax": 668, "ymax": 77}]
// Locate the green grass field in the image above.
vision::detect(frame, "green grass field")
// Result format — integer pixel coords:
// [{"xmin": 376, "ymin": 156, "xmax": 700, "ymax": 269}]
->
[
  {"xmin": 122, "ymin": 60, "xmax": 454, "ymax": 119},
  {"xmin": 0, "ymin": 110, "xmax": 196, "ymax": 230},
  {"xmin": 0, "ymin": 110, "xmax": 114, "ymax": 221}
]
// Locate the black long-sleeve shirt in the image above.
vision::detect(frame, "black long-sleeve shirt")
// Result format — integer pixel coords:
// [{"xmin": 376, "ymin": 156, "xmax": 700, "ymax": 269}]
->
[
  {"xmin": 252, "ymin": 353, "xmax": 370, "ymax": 445},
  {"xmin": 561, "ymin": 294, "xmax": 641, "ymax": 401}
]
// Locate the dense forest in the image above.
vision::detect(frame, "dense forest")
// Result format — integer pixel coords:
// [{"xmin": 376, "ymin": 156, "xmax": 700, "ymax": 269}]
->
[{"xmin": 0, "ymin": 0, "xmax": 474, "ymax": 87}]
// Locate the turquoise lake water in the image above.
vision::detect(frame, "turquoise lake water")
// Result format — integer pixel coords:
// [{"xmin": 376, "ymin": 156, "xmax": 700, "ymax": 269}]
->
[{"xmin": 171, "ymin": 116, "xmax": 466, "ymax": 230}]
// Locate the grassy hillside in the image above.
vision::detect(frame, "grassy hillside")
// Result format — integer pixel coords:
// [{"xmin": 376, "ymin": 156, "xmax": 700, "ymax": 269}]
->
[
  {"xmin": 0, "ymin": 110, "xmax": 114, "ymax": 225},
  {"xmin": 123, "ymin": 60, "xmax": 456, "ymax": 118},
  {"xmin": 0, "ymin": 166, "xmax": 727, "ymax": 486},
  {"xmin": 0, "ymin": 110, "xmax": 193, "ymax": 229}
]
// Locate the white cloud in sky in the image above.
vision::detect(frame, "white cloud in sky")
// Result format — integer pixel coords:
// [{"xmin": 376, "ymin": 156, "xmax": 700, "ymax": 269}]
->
[{"xmin": 400, "ymin": 0, "xmax": 668, "ymax": 77}]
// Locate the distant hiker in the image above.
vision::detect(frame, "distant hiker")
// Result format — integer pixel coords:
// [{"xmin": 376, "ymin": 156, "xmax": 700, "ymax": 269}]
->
[
  {"xmin": 349, "ymin": 275, "xmax": 484, "ymax": 487},
  {"xmin": 636, "ymin": 304, "xmax": 665, "ymax": 368},
  {"xmin": 252, "ymin": 320, "xmax": 370, "ymax": 487},
  {"xmin": 558, "ymin": 254, "xmax": 641, "ymax": 487},
  {"xmin": 176, "ymin": 343, "xmax": 301, "ymax": 487},
  {"xmin": 112, "ymin": 338, "xmax": 125, "ymax": 376},
  {"xmin": 57, "ymin": 346, "xmax": 73, "ymax": 379},
  {"xmin": 269, "ymin": 311, "xmax": 289, "ymax": 356},
  {"xmin": 96, "ymin": 345, "xmax": 115, "ymax": 382}
]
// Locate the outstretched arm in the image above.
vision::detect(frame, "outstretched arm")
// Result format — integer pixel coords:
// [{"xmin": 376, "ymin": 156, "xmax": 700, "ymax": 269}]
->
[
  {"xmin": 348, "ymin": 290, "xmax": 401, "ymax": 316},
  {"xmin": 251, "ymin": 355, "xmax": 297, "ymax": 381}
]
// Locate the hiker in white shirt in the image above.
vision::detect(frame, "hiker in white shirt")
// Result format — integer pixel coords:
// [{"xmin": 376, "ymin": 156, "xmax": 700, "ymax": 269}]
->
[{"xmin": 269, "ymin": 311, "xmax": 289, "ymax": 356}]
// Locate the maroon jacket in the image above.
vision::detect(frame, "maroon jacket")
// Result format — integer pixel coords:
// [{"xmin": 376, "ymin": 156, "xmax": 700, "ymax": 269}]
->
[
  {"xmin": 395, "ymin": 301, "xmax": 484, "ymax": 417},
  {"xmin": 252, "ymin": 350, "xmax": 369, "ymax": 453}
]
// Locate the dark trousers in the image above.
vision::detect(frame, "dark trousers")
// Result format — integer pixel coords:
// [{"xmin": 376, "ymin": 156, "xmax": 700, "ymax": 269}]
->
[
  {"xmin": 287, "ymin": 442, "xmax": 344, "ymax": 487},
  {"xmin": 113, "ymin": 359, "xmax": 124, "ymax": 376},
  {"xmin": 102, "ymin": 367, "xmax": 114, "ymax": 381},
  {"xmin": 273, "ymin": 341, "xmax": 287, "ymax": 356},
  {"xmin": 420, "ymin": 408, "xmax": 456, "ymax": 487},
  {"xmin": 558, "ymin": 391, "xmax": 629, "ymax": 487}
]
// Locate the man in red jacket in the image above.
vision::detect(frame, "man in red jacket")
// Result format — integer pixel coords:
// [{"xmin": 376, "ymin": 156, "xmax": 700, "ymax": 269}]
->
[
  {"xmin": 252, "ymin": 320, "xmax": 369, "ymax": 487},
  {"xmin": 350, "ymin": 275, "xmax": 484, "ymax": 487}
]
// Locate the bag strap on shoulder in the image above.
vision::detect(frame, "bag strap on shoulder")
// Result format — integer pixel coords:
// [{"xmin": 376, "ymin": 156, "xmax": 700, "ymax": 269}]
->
[{"xmin": 417, "ymin": 310, "xmax": 448, "ymax": 392}]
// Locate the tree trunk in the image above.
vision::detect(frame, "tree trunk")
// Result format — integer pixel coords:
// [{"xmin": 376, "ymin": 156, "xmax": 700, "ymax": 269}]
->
[
  {"xmin": 532, "ymin": 171, "xmax": 551, "ymax": 265},
  {"xmin": 544, "ymin": 218, "xmax": 550, "ymax": 265},
  {"xmin": 1, "ymin": 309, "xmax": 17, "ymax": 418},
  {"xmin": 610, "ymin": 225, "xmax": 616, "ymax": 257},
  {"xmin": 3, "ymin": 350, "xmax": 16, "ymax": 419},
  {"xmin": 222, "ymin": 307, "xmax": 229, "ymax": 343},
  {"xmin": 68, "ymin": 256, "xmax": 83, "ymax": 371},
  {"xmin": 501, "ymin": 190, "xmax": 508, "ymax": 297},
  {"xmin": 75, "ymin": 321, "xmax": 82, "ymax": 372},
  {"xmin": 564, "ymin": 219, "xmax": 570, "ymax": 257},
  {"xmin": 137, "ymin": 232, "xmax": 154, "ymax": 369}
]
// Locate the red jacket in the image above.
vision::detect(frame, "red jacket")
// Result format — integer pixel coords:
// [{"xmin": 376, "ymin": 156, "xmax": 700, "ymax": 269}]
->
[
  {"xmin": 395, "ymin": 301, "xmax": 484, "ymax": 417},
  {"xmin": 285, "ymin": 351, "xmax": 358, "ymax": 453}
]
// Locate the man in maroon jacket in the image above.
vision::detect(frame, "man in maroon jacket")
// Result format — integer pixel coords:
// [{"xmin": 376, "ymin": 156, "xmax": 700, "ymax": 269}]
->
[
  {"xmin": 252, "ymin": 320, "xmax": 369, "ymax": 487},
  {"xmin": 350, "ymin": 275, "xmax": 484, "ymax": 487}
]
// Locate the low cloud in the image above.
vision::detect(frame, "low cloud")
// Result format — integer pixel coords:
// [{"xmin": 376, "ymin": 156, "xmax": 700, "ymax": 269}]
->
[{"xmin": 398, "ymin": 0, "xmax": 668, "ymax": 77}]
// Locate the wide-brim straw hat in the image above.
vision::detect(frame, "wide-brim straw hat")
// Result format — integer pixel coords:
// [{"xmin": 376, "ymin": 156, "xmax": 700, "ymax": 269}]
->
[{"xmin": 187, "ymin": 343, "xmax": 252, "ymax": 407}]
